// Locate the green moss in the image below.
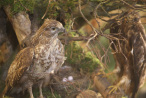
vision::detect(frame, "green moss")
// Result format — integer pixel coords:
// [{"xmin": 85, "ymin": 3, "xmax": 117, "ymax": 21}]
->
[
  {"xmin": 33, "ymin": 88, "xmax": 61, "ymax": 98},
  {"xmin": 43, "ymin": 0, "xmax": 77, "ymax": 20},
  {"xmin": 0, "ymin": 0, "xmax": 78, "ymax": 24},
  {"xmin": 0, "ymin": 0, "xmax": 35, "ymax": 14},
  {"xmin": 12, "ymin": 0, "xmax": 35, "ymax": 14},
  {"xmin": 0, "ymin": 0, "xmax": 13, "ymax": 7},
  {"xmin": 65, "ymin": 41, "xmax": 100, "ymax": 73}
]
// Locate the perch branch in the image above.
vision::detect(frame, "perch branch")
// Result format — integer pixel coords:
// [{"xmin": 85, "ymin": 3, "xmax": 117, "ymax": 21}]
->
[
  {"xmin": 92, "ymin": 69, "xmax": 125, "ymax": 98},
  {"xmin": 58, "ymin": 35, "xmax": 88, "ymax": 42},
  {"xmin": 3, "ymin": 5, "xmax": 31, "ymax": 45}
]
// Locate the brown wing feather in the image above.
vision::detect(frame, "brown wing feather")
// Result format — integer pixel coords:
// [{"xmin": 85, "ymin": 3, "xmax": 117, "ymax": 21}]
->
[
  {"xmin": 131, "ymin": 21, "xmax": 146, "ymax": 97},
  {"xmin": 6, "ymin": 47, "xmax": 34, "ymax": 87},
  {"xmin": 1, "ymin": 47, "xmax": 34, "ymax": 97}
]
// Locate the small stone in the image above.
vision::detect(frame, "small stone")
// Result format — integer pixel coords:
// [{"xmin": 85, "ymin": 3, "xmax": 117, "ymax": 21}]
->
[{"xmin": 76, "ymin": 90, "xmax": 102, "ymax": 98}]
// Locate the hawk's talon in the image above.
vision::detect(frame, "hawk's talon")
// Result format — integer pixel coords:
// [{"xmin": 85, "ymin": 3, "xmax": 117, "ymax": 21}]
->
[
  {"xmin": 108, "ymin": 80, "xmax": 122, "ymax": 94},
  {"xmin": 108, "ymin": 85, "xmax": 119, "ymax": 94}
]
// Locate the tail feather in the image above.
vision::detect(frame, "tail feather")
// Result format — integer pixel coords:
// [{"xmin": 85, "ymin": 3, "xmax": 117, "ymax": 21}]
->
[
  {"xmin": 131, "ymin": 66, "xmax": 144, "ymax": 98},
  {"xmin": 0, "ymin": 86, "xmax": 8, "ymax": 98}
]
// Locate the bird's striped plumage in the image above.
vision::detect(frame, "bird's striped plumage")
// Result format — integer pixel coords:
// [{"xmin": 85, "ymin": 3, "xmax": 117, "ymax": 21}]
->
[{"xmin": 1, "ymin": 19, "xmax": 66, "ymax": 98}]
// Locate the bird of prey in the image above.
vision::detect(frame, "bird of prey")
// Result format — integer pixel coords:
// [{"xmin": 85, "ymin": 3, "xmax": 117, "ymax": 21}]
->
[
  {"xmin": 1, "ymin": 19, "xmax": 66, "ymax": 98},
  {"xmin": 109, "ymin": 11, "xmax": 146, "ymax": 97}
]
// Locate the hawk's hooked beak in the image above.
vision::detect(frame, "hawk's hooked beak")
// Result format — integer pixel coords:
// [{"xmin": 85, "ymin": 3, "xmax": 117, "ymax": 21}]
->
[{"xmin": 59, "ymin": 27, "xmax": 67, "ymax": 34}]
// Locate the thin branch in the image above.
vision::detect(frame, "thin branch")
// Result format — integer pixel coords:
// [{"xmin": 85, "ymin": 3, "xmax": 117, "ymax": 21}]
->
[
  {"xmin": 78, "ymin": 0, "xmax": 100, "ymax": 46},
  {"xmin": 119, "ymin": 0, "xmax": 135, "ymax": 9},
  {"xmin": 101, "ymin": 42, "xmax": 112, "ymax": 64},
  {"xmin": 42, "ymin": 0, "xmax": 54, "ymax": 19},
  {"xmin": 58, "ymin": 35, "xmax": 88, "ymax": 42},
  {"xmin": 93, "ymin": 1, "xmax": 105, "ymax": 34}
]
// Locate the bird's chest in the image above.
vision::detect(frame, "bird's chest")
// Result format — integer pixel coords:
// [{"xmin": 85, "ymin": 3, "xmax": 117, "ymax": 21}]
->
[{"xmin": 31, "ymin": 39, "xmax": 64, "ymax": 74}]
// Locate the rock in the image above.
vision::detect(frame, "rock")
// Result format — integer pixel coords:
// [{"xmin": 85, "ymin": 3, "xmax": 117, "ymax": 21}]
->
[{"xmin": 76, "ymin": 90, "xmax": 102, "ymax": 98}]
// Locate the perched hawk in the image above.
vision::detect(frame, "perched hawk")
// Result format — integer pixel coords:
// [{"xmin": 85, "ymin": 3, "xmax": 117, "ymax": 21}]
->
[
  {"xmin": 109, "ymin": 11, "xmax": 146, "ymax": 97},
  {"xmin": 1, "ymin": 19, "xmax": 66, "ymax": 98}
]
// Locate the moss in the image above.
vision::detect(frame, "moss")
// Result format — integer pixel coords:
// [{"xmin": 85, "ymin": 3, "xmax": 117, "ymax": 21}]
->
[
  {"xmin": 0, "ymin": 0, "xmax": 78, "ymax": 24},
  {"xmin": 33, "ymin": 88, "xmax": 61, "ymax": 98},
  {"xmin": 65, "ymin": 41, "xmax": 100, "ymax": 73},
  {"xmin": 42, "ymin": 0, "xmax": 77, "ymax": 20},
  {"xmin": 11, "ymin": 0, "xmax": 35, "ymax": 14},
  {"xmin": 0, "ymin": 0, "xmax": 13, "ymax": 8},
  {"xmin": 0, "ymin": 0, "xmax": 35, "ymax": 14}
]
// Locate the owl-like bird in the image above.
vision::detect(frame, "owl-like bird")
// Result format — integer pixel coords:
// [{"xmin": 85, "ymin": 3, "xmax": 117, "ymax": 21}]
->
[
  {"xmin": 109, "ymin": 11, "xmax": 146, "ymax": 97},
  {"xmin": 1, "ymin": 19, "xmax": 66, "ymax": 98}
]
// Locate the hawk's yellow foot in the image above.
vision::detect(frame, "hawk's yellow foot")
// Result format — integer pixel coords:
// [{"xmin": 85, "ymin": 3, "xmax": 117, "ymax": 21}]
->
[
  {"xmin": 108, "ymin": 83, "xmax": 120, "ymax": 94},
  {"xmin": 108, "ymin": 76, "xmax": 128, "ymax": 94}
]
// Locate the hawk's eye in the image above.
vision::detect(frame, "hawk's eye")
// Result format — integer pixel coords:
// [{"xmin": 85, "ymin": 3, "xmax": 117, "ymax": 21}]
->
[{"xmin": 51, "ymin": 27, "xmax": 56, "ymax": 31}]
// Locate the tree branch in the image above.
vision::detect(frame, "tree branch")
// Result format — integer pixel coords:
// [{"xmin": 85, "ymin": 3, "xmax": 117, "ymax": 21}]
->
[
  {"xmin": 93, "ymin": 72, "xmax": 125, "ymax": 98},
  {"xmin": 3, "ymin": 5, "xmax": 31, "ymax": 45},
  {"xmin": 59, "ymin": 35, "xmax": 88, "ymax": 42}
]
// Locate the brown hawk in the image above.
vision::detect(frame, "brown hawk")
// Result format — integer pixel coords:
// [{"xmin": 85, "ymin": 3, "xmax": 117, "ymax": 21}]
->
[
  {"xmin": 109, "ymin": 11, "xmax": 146, "ymax": 97},
  {"xmin": 1, "ymin": 19, "xmax": 66, "ymax": 98}
]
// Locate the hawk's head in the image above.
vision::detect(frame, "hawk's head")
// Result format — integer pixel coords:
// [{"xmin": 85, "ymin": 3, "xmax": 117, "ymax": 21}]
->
[{"xmin": 38, "ymin": 19, "xmax": 65, "ymax": 37}]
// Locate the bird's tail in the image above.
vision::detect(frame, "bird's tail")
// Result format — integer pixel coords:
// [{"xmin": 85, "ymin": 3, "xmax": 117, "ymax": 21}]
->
[
  {"xmin": 0, "ymin": 86, "xmax": 8, "ymax": 98},
  {"xmin": 131, "ymin": 67, "xmax": 143, "ymax": 98},
  {"xmin": 131, "ymin": 75, "xmax": 140, "ymax": 98}
]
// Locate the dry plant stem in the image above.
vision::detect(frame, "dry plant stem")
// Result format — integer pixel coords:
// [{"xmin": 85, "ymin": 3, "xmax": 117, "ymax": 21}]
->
[
  {"xmin": 42, "ymin": 0, "xmax": 51, "ymax": 19},
  {"xmin": 78, "ymin": 0, "xmax": 119, "ymax": 70},
  {"xmin": 101, "ymin": 6, "xmax": 111, "ymax": 18},
  {"xmin": 78, "ymin": 0, "xmax": 99, "ymax": 46},
  {"xmin": 93, "ymin": 1, "xmax": 109, "ymax": 34},
  {"xmin": 119, "ymin": 0, "xmax": 135, "ymax": 9},
  {"xmin": 90, "ymin": 42, "xmax": 101, "ymax": 60},
  {"xmin": 101, "ymin": 42, "xmax": 112, "ymax": 64},
  {"xmin": 93, "ymin": 2, "xmax": 102, "ymax": 29},
  {"xmin": 78, "ymin": 0, "xmax": 106, "ymax": 70}
]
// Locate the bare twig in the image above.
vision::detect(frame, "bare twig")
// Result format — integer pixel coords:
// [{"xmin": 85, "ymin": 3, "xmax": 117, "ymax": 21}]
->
[
  {"xmin": 42, "ymin": 0, "xmax": 54, "ymax": 19},
  {"xmin": 93, "ymin": 2, "xmax": 102, "ymax": 28},
  {"xmin": 119, "ymin": 0, "xmax": 135, "ymax": 9},
  {"xmin": 101, "ymin": 42, "xmax": 112, "ymax": 64},
  {"xmin": 78, "ymin": 0, "xmax": 100, "ymax": 46},
  {"xmin": 93, "ymin": 1, "xmax": 109, "ymax": 35}
]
